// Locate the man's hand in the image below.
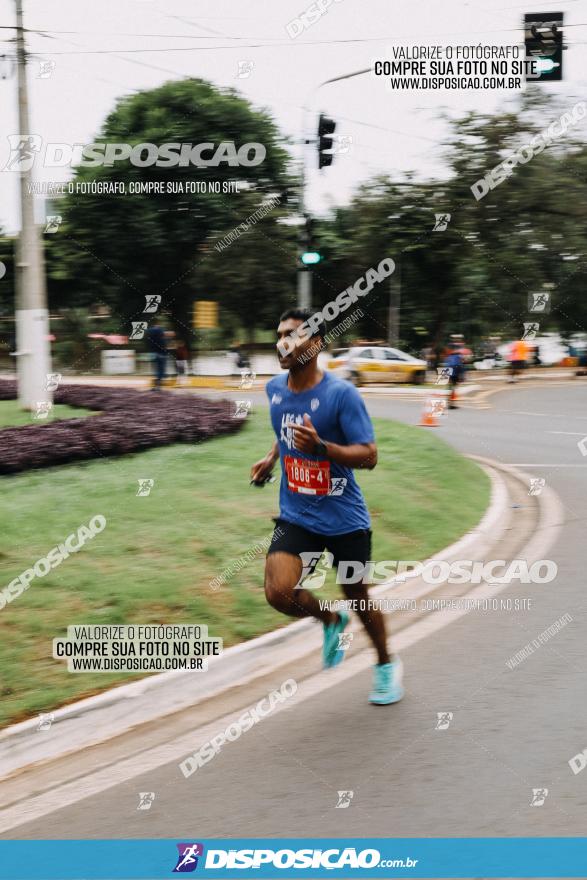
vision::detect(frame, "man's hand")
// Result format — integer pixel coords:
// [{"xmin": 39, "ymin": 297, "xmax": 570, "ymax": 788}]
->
[
  {"xmin": 288, "ymin": 413, "xmax": 321, "ymax": 455},
  {"xmin": 250, "ymin": 455, "xmax": 275, "ymax": 484},
  {"xmin": 250, "ymin": 441, "xmax": 279, "ymax": 483},
  {"xmin": 288, "ymin": 414, "xmax": 377, "ymax": 470}
]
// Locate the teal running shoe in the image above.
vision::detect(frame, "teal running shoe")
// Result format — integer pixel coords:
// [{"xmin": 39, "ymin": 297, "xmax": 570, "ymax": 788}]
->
[
  {"xmin": 322, "ymin": 611, "xmax": 350, "ymax": 668},
  {"xmin": 369, "ymin": 657, "xmax": 404, "ymax": 705}
]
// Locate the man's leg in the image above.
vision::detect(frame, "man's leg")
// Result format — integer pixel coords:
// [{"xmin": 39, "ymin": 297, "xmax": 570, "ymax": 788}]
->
[
  {"xmin": 153, "ymin": 354, "xmax": 163, "ymax": 388},
  {"xmin": 265, "ymin": 521, "xmax": 351, "ymax": 669},
  {"xmin": 330, "ymin": 529, "xmax": 391, "ymax": 665},
  {"xmin": 264, "ymin": 552, "xmax": 336, "ymax": 625},
  {"xmin": 340, "ymin": 579, "xmax": 390, "ymax": 665},
  {"xmin": 331, "ymin": 529, "xmax": 403, "ymax": 703},
  {"xmin": 448, "ymin": 376, "xmax": 458, "ymax": 408}
]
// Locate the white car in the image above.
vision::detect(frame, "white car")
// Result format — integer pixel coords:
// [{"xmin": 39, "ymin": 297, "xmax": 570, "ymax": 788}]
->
[{"xmin": 326, "ymin": 346, "xmax": 427, "ymax": 385}]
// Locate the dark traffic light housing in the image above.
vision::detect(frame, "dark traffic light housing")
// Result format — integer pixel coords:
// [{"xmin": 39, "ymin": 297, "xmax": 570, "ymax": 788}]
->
[
  {"xmin": 524, "ymin": 12, "xmax": 564, "ymax": 82},
  {"xmin": 318, "ymin": 114, "xmax": 336, "ymax": 169}
]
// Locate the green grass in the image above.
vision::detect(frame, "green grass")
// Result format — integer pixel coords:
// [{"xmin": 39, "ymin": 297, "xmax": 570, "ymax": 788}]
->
[
  {"xmin": 0, "ymin": 400, "xmax": 95, "ymax": 427},
  {"xmin": 0, "ymin": 414, "xmax": 489, "ymax": 727}
]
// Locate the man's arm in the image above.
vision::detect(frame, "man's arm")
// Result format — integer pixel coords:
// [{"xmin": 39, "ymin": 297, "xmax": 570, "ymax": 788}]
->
[
  {"xmin": 250, "ymin": 440, "xmax": 279, "ymax": 482},
  {"xmin": 289, "ymin": 415, "xmax": 377, "ymax": 470},
  {"xmin": 322, "ymin": 439, "xmax": 377, "ymax": 470},
  {"xmin": 267, "ymin": 439, "xmax": 279, "ymax": 464}
]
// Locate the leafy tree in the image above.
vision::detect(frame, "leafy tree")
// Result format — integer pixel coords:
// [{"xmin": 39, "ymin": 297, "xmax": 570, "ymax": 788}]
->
[
  {"xmin": 47, "ymin": 78, "xmax": 294, "ymax": 349},
  {"xmin": 313, "ymin": 88, "xmax": 587, "ymax": 354}
]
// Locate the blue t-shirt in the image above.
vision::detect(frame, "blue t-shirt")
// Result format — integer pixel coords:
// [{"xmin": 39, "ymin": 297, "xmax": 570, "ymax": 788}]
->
[
  {"xmin": 266, "ymin": 371, "xmax": 375, "ymax": 535},
  {"xmin": 147, "ymin": 325, "xmax": 167, "ymax": 354}
]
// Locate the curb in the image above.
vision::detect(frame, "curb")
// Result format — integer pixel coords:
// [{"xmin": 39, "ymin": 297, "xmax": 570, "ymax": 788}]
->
[
  {"xmin": 0, "ymin": 456, "xmax": 561, "ymax": 780},
  {"xmin": 0, "ymin": 373, "xmax": 481, "ymax": 395},
  {"xmin": 474, "ymin": 369, "xmax": 577, "ymax": 381}
]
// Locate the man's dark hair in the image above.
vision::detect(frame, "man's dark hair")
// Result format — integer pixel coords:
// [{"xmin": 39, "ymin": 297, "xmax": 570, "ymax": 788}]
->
[{"xmin": 279, "ymin": 307, "xmax": 327, "ymax": 341}]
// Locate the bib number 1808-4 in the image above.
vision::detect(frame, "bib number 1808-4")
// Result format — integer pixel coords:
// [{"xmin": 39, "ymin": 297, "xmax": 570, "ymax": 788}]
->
[{"xmin": 284, "ymin": 455, "xmax": 331, "ymax": 496}]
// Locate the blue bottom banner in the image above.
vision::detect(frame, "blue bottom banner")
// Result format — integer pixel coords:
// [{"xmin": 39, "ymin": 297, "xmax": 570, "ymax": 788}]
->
[{"xmin": 0, "ymin": 838, "xmax": 586, "ymax": 879}]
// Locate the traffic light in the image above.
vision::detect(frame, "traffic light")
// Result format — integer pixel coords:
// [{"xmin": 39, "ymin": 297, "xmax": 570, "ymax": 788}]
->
[
  {"xmin": 317, "ymin": 114, "xmax": 336, "ymax": 169},
  {"xmin": 524, "ymin": 12, "xmax": 564, "ymax": 82},
  {"xmin": 300, "ymin": 216, "xmax": 321, "ymax": 265}
]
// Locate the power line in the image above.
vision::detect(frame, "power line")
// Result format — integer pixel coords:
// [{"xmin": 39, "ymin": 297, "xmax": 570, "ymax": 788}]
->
[
  {"xmin": 33, "ymin": 29, "xmax": 249, "ymax": 40},
  {"xmin": 0, "ymin": 17, "xmax": 585, "ymax": 57},
  {"xmin": 1, "ymin": 19, "xmax": 587, "ymax": 40},
  {"xmin": 24, "ymin": 38, "xmax": 587, "ymax": 56}
]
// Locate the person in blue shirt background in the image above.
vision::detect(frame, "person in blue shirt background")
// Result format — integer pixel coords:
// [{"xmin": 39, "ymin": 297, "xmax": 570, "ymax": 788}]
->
[
  {"xmin": 147, "ymin": 318, "xmax": 168, "ymax": 389},
  {"xmin": 445, "ymin": 347, "xmax": 464, "ymax": 409},
  {"xmin": 250, "ymin": 308, "xmax": 404, "ymax": 705}
]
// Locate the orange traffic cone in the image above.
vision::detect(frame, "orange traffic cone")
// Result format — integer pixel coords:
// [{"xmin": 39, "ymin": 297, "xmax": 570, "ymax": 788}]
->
[
  {"xmin": 419, "ymin": 398, "xmax": 438, "ymax": 427},
  {"xmin": 419, "ymin": 394, "xmax": 445, "ymax": 427}
]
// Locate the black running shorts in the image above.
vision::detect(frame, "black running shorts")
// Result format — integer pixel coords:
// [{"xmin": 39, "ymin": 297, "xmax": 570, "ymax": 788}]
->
[{"xmin": 268, "ymin": 517, "xmax": 372, "ymax": 582}]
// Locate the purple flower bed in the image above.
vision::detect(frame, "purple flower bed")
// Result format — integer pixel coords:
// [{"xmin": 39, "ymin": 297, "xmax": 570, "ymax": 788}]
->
[{"xmin": 0, "ymin": 380, "xmax": 244, "ymax": 475}]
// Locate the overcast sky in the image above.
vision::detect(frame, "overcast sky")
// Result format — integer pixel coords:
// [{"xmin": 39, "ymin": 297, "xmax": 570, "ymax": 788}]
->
[{"xmin": 0, "ymin": 0, "xmax": 586, "ymax": 232}]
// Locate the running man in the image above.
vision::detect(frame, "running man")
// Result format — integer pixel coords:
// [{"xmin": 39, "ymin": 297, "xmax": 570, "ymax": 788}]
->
[
  {"xmin": 250, "ymin": 308, "xmax": 403, "ymax": 705},
  {"xmin": 445, "ymin": 347, "xmax": 464, "ymax": 409}
]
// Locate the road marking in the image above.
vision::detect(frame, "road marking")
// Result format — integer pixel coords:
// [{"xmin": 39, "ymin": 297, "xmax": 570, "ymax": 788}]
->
[
  {"xmin": 548, "ymin": 431, "xmax": 587, "ymax": 436},
  {"xmin": 467, "ymin": 380, "xmax": 584, "ymax": 409},
  {"xmin": 497, "ymin": 409, "xmax": 587, "ymax": 419},
  {"xmin": 508, "ymin": 464, "xmax": 587, "ymax": 468}
]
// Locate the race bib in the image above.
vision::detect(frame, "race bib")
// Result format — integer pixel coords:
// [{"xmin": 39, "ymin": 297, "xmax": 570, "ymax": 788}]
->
[{"xmin": 284, "ymin": 455, "xmax": 331, "ymax": 495}]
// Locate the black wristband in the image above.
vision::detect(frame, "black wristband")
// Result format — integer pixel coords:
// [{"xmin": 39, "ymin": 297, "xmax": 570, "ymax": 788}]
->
[{"xmin": 314, "ymin": 440, "xmax": 328, "ymax": 458}]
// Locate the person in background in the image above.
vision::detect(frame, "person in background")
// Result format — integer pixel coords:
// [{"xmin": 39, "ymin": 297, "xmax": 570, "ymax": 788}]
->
[
  {"xmin": 147, "ymin": 318, "xmax": 168, "ymax": 389},
  {"xmin": 229, "ymin": 340, "xmax": 251, "ymax": 375},
  {"xmin": 508, "ymin": 338, "xmax": 528, "ymax": 383},
  {"xmin": 445, "ymin": 347, "xmax": 464, "ymax": 409},
  {"xmin": 532, "ymin": 344, "xmax": 541, "ymax": 367}
]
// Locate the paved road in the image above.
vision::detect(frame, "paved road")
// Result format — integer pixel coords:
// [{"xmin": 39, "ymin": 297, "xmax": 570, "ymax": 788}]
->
[{"xmin": 4, "ymin": 382, "xmax": 587, "ymax": 840}]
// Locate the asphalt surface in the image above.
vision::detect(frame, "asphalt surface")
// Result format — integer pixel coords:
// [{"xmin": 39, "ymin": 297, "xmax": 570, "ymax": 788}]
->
[{"xmin": 3, "ymin": 381, "xmax": 587, "ymax": 840}]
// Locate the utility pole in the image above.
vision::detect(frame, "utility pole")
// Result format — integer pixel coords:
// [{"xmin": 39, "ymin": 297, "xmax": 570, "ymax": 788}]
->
[
  {"xmin": 297, "ymin": 268, "xmax": 312, "ymax": 310},
  {"xmin": 388, "ymin": 258, "xmax": 401, "ymax": 346},
  {"xmin": 297, "ymin": 158, "xmax": 311, "ymax": 309},
  {"xmin": 13, "ymin": 0, "xmax": 52, "ymax": 410}
]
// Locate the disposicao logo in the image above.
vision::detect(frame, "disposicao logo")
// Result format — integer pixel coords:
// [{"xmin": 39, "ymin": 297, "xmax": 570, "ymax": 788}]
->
[{"xmin": 173, "ymin": 842, "xmax": 205, "ymax": 872}]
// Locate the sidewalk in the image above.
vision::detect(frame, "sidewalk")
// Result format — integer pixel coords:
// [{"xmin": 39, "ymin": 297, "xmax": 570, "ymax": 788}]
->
[
  {"xmin": 1, "ymin": 365, "xmax": 580, "ymax": 396},
  {"xmin": 0, "ymin": 371, "xmax": 481, "ymax": 396}
]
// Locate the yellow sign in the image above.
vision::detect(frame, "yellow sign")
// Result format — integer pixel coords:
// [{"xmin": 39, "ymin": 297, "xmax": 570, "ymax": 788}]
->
[{"xmin": 194, "ymin": 300, "xmax": 218, "ymax": 329}]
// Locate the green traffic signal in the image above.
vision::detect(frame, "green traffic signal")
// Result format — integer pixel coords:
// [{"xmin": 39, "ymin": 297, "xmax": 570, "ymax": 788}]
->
[
  {"xmin": 534, "ymin": 58, "xmax": 558, "ymax": 74},
  {"xmin": 524, "ymin": 13, "xmax": 563, "ymax": 82},
  {"xmin": 301, "ymin": 252, "xmax": 321, "ymax": 265}
]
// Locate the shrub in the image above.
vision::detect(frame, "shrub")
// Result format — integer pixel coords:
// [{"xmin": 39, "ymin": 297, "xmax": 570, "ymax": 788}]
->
[{"xmin": 0, "ymin": 380, "xmax": 243, "ymax": 474}]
